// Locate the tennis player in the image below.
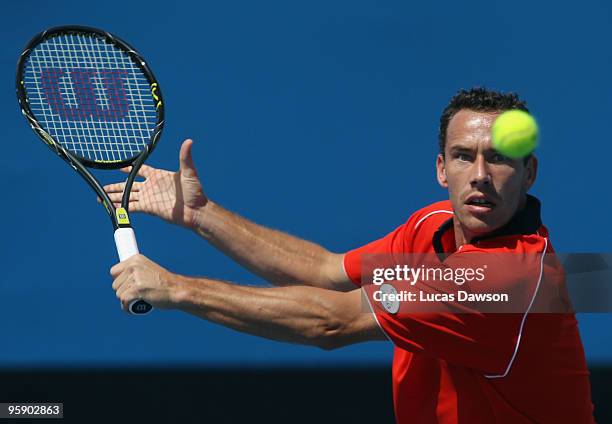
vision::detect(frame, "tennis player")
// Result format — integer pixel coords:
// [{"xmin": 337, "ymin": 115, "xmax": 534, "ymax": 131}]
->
[{"xmin": 108, "ymin": 88, "xmax": 595, "ymax": 423}]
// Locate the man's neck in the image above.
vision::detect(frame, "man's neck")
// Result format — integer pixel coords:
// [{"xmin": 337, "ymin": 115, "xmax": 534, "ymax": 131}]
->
[
  {"xmin": 453, "ymin": 194, "xmax": 527, "ymax": 249},
  {"xmin": 453, "ymin": 220, "xmax": 472, "ymax": 249}
]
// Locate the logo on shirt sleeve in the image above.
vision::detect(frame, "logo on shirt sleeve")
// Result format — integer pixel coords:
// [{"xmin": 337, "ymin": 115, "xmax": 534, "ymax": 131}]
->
[{"xmin": 379, "ymin": 283, "xmax": 400, "ymax": 314}]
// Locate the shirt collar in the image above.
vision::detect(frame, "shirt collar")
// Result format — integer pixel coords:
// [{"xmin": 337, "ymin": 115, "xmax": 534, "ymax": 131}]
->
[{"xmin": 433, "ymin": 194, "xmax": 543, "ymax": 257}]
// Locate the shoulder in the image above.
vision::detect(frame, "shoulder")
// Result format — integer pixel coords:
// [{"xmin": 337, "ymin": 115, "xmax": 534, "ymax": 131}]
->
[{"xmin": 405, "ymin": 199, "xmax": 453, "ymax": 232}]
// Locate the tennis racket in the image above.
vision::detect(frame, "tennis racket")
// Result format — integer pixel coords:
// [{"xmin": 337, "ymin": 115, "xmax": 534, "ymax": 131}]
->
[{"xmin": 16, "ymin": 25, "xmax": 164, "ymax": 315}]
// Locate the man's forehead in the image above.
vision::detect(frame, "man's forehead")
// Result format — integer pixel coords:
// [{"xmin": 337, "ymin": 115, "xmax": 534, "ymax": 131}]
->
[{"xmin": 446, "ymin": 109, "xmax": 500, "ymax": 147}]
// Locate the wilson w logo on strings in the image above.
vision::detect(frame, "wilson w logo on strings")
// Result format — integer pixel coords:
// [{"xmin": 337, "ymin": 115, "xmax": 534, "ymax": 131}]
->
[{"xmin": 40, "ymin": 68, "xmax": 130, "ymax": 122}]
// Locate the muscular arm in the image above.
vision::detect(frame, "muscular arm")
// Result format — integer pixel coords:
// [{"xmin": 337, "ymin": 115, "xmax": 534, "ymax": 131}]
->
[
  {"xmin": 192, "ymin": 201, "xmax": 352, "ymax": 291},
  {"xmin": 104, "ymin": 139, "xmax": 353, "ymax": 291},
  {"xmin": 178, "ymin": 277, "xmax": 383, "ymax": 349},
  {"xmin": 111, "ymin": 255, "xmax": 386, "ymax": 349}
]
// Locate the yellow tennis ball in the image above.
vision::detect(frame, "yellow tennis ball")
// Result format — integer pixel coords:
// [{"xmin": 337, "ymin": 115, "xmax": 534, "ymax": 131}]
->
[{"xmin": 491, "ymin": 110, "xmax": 538, "ymax": 159}]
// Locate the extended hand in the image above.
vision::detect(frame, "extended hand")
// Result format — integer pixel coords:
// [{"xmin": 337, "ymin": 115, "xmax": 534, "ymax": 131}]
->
[
  {"xmin": 110, "ymin": 254, "xmax": 181, "ymax": 311},
  {"xmin": 103, "ymin": 139, "xmax": 207, "ymax": 228}
]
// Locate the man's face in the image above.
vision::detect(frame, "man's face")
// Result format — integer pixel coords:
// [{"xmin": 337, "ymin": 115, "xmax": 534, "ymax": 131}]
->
[{"xmin": 436, "ymin": 109, "xmax": 537, "ymax": 243}]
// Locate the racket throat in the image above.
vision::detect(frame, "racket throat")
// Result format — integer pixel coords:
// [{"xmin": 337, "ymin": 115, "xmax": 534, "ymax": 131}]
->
[{"xmin": 115, "ymin": 207, "xmax": 131, "ymax": 226}]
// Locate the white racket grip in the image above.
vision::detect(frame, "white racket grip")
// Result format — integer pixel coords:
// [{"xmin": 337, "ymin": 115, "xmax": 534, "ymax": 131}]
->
[
  {"xmin": 113, "ymin": 227, "xmax": 153, "ymax": 315},
  {"xmin": 114, "ymin": 227, "xmax": 139, "ymax": 261}
]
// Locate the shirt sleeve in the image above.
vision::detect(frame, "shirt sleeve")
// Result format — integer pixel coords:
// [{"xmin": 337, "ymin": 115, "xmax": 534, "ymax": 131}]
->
[{"xmin": 343, "ymin": 222, "xmax": 411, "ymax": 287}]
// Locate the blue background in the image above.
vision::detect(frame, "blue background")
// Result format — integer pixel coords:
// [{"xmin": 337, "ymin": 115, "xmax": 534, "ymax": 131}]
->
[{"xmin": 1, "ymin": 0, "xmax": 611, "ymax": 366}]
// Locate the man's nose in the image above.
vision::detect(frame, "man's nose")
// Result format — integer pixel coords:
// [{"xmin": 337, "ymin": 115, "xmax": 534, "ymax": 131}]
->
[{"xmin": 470, "ymin": 155, "xmax": 492, "ymax": 186}]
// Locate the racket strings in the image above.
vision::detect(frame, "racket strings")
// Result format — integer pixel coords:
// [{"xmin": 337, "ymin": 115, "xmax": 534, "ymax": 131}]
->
[{"xmin": 23, "ymin": 33, "xmax": 157, "ymax": 164}]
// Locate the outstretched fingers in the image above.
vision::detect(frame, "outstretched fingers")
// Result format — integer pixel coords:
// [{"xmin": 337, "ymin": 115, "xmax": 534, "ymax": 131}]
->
[
  {"xmin": 103, "ymin": 181, "xmax": 143, "ymax": 193},
  {"xmin": 104, "ymin": 182, "xmax": 127, "ymax": 193},
  {"xmin": 110, "ymin": 200, "xmax": 142, "ymax": 211},
  {"xmin": 107, "ymin": 191, "xmax": 139, "ymax": 203},
  {"xmin": 121, "ymin": 165, "xmax": 154, "ymax": 178},
  {"xmin": 138, "ymin": 164, "xmax": 154, "ymax": 178}
]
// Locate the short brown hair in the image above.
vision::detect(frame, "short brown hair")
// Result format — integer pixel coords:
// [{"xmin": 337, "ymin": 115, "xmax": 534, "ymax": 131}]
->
[{"xmin": 438, "ymin": 87, "xmax": 529, "ymax": 157}]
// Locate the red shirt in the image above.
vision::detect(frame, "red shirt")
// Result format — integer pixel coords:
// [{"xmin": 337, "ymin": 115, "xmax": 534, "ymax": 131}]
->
[{"xmin": 344, "ymin": 196, "xmax": 594, "ymax": 423}]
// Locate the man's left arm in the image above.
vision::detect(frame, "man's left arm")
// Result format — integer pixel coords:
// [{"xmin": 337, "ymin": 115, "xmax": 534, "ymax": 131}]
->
[{"xmin": 110, "ymin": 255, "xmax": 386, "ymax": 349}]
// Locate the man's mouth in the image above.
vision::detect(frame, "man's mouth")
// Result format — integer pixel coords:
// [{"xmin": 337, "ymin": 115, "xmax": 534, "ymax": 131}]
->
[{"xmin": 465, "ymin": 195, "xmax": 496, "ymax": 211}]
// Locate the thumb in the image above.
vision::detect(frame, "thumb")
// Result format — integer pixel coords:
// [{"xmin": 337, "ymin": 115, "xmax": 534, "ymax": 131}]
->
[{"xmin": 179, "ymin": 139, "xmax": 198, "ymax": 178}]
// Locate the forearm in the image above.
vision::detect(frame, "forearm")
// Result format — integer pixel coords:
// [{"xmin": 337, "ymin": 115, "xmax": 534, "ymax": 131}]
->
[
  {"xmin": 172, "ymin": 275, "xmax": 382, "ymax": 349},
  {"xmin": 191, "ymin": 201, "xmax": 348, "ymax": 290}
]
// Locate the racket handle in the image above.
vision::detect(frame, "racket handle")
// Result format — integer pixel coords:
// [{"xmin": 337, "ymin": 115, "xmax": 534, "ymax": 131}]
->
[{"xmin": 114, "ymin": 227, "xmax": 154, "ymax": 315}]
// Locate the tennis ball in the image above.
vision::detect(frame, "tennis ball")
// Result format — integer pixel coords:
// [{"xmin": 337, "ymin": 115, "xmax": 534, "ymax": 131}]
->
[{"xmin": 491, "ymin": 110, "xmax": 538, "ymax": 159}]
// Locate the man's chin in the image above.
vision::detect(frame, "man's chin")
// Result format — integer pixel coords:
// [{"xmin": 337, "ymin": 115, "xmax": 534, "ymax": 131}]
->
[{"xmin": 461, "ymin": 215, "xmax": 503, "ymax": 237}]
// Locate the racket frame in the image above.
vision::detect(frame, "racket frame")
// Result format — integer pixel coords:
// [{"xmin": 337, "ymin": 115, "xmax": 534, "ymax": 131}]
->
[
  {"xmin": 16, "ymin": 26, "xmax": 165, "ymax": 314},
  {"xmin": 16, "ymin": 25, "xmax": 165, "ymax": 230}
]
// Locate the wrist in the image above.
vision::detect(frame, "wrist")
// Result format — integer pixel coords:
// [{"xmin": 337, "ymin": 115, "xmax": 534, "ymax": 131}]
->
[
  {"xmin": 188, "ymin": 199, "xmax": 215, "ymax": 236},
  {"xmin": 168, "ymin": 274, "xmax": 196, "ymax": 309}
]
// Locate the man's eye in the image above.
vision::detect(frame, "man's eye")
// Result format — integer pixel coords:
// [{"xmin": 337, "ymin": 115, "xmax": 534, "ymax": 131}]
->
[
  {"xmin": 457, "ymin": 153, "xmax": 472, "ymax": 161},
  {"xmin": 491, "ymin": 153, "xmax": 509, "ymax": 162}
]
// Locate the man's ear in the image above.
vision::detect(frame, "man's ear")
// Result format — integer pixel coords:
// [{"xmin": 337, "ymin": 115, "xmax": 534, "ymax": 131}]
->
[
  {"xmin": 523, "ymin": 155, "xmax": 538, "ymax": 190},
  {"xmin": 436, "ymin": 154, "xmax": 448, "ymax": 188}
]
